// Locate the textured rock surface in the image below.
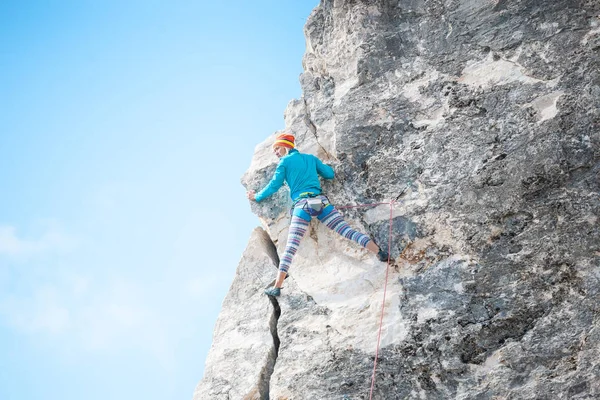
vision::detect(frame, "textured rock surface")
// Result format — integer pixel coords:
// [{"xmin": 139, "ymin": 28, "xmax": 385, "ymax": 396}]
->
[
  {"xmin": 197, "ymin": 1, "xmax": 600, "ymax": 399},
  {"xmin": 193, "ymin": 228, "xmax": 280, "ymax": 399}
]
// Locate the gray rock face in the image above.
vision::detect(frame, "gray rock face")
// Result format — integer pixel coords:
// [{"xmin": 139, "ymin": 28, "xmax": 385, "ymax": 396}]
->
[
  {"xmin": 193, "ymin": 228, "xmax": 280, "ymax": 400},
  {"xmin": 198, "ymin": 1, "xmax": 600, "ymax": 399}
]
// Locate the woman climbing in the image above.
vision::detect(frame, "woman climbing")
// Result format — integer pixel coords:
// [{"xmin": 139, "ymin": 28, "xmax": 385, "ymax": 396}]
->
[{"xmin": 246, "ymin": 133, "xmax": 390, "ymax": 297}]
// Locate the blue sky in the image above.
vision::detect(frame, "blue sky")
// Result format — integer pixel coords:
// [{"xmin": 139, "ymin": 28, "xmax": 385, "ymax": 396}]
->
[{"xmin": 0, "ymin": 1, "xmax": 317, "ymax": 398}]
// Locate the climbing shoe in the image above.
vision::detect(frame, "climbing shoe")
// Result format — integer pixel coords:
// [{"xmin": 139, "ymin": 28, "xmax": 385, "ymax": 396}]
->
[
  {"xmin": 377, "ymin": 248, "xmax": 390, "ymax": 263},
  {"xmin": 264, "ymin": 287, "xmax": 281, "ymax": 297}
]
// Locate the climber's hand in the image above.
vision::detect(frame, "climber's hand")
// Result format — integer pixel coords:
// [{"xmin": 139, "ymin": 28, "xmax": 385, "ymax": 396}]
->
[{"xmin": 246, "ymin": 190, "xmax": 256, "ymax": 201}]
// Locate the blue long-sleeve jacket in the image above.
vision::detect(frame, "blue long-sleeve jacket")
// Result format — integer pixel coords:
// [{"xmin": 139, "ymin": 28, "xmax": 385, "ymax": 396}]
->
[{"xmin": 255, "ymin": 149, "xmax": 334, "ymax": 203}]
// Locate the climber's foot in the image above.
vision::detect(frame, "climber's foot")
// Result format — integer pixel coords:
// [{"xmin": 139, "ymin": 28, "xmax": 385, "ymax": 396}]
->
[
  {"xmin": 264, "ymin": 287, "xmax": 281, "ymax": 297},
  {"xmin": 377, "ymin": 248, "xmax": 390, "ymax": 263}
]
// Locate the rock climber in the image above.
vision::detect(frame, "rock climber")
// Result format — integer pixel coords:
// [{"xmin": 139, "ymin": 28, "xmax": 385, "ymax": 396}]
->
[{"xmin": 246, "ymin": 133, "xmax": 390, "ymax": 297}]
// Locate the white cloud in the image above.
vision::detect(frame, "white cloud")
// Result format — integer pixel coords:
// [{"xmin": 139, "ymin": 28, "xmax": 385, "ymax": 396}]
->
[
  {"xmin": 0, "ymin": 275, "xmax": 176, "ymax": 366},
  {"xmin": 0, "ymin": 224, "xmax": 76, "ymax": 257},
  {"xmin": 0, "ymin": 216, "xmax": 227, "ymax": 368},
  {"xmin": 78, "ymin": 280, "xmax": 160, "ymax": 348},
  {"xmin": 0, "ymin": 286, "xmax": 71, "ymax": 335}
]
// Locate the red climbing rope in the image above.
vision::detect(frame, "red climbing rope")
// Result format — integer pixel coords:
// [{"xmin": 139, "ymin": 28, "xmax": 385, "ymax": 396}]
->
[
  {"xmin": 334, "ymin": 199, "xmax": 396, "ymax": 399},
  {"xmin": 337, "ymin": 201, "xmax": 392, "ymax": 210},
  {"xmin": 368, "ymin": 200, "xmax": 394, "ymax": 400}
]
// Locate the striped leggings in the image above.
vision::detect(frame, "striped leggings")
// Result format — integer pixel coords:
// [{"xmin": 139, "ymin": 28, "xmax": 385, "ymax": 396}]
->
[{"xmin": 279, "ymin": 207, "xmax": 371, "ymax": 273}]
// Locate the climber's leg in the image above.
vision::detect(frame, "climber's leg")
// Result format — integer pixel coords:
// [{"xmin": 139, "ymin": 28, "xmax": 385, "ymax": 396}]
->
[
  {"xmin": 273, "ymin": 215, "xmax": 309, "ymax": 288},
  {"xmin": 319, "ymin": 207, "xmax": 371, "ymax": 247},
  {"xmin": 274, "ymin": 270, "xmax": 287, "ymax": 289},
  {"xmin": 366, "ymin": 240, "xmax": 379, "ymax": 253},
  {"xmin": 319, "ymin": 207, "xmax": 389, "ymax": 262}
]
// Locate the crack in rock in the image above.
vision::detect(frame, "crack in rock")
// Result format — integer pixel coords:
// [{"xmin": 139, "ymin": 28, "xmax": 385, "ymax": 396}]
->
[
  {"xmin": 303, "ymin": 97, "xmax": 335, "ymax": 160},
  {"xmin": 253, "ymin": 233, "xmax": 282, "ymax": 400},
  {"xmin": 254, "ymin": 295, "xmax": 281, "ymax": 400}
]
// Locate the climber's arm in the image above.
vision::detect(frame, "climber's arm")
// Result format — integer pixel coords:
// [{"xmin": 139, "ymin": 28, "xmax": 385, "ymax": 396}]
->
[
  {"xmin": 315, "ymin": 156, "xmax": 335, "ymax": 179},
  {"xmin": 253, "ymin": 162, "xmax": 286, "ymax": 202}
]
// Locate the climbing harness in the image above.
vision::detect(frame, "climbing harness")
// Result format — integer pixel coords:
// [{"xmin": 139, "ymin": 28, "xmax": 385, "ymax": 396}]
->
[
  {"xmin": 291, "ymin": 193, "xmax": 331, "ymax": 217},
  {"xmin": 305, "ymin": 196, "xmax": 326, "ymax": 215}
]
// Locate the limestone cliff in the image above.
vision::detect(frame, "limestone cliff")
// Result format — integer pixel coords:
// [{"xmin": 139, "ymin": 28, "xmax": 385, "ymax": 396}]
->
[{"xmin": 195, "ymin": 1, "xmax": 600, "ymax": 399}]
